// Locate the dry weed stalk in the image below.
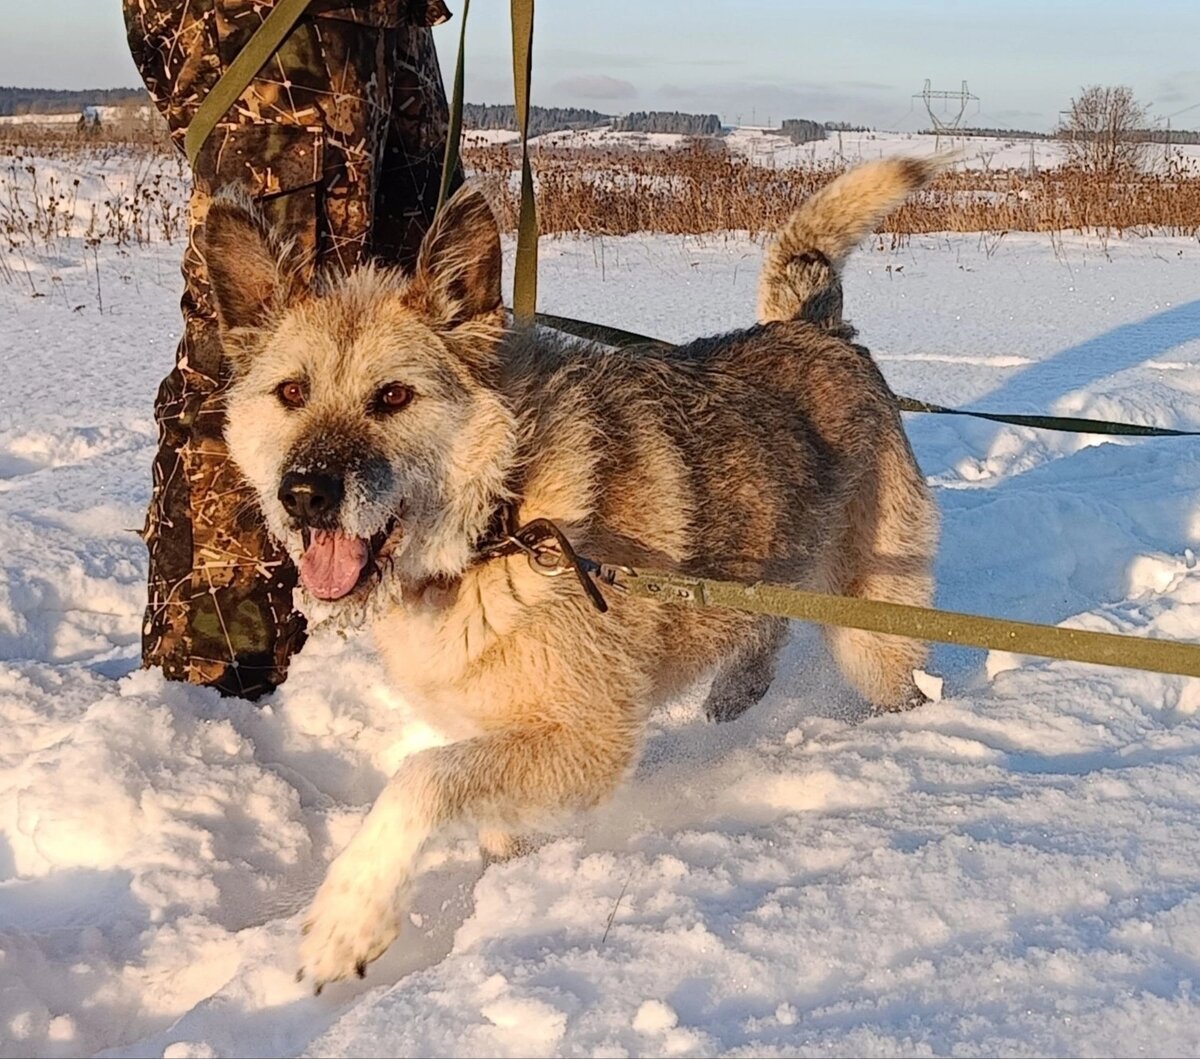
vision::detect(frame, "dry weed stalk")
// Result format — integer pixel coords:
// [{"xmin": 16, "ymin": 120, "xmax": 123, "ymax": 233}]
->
[
  {"xmin": 466, "ymin": 141, "xmax": 1200, "ymax": 239},
  {"xmin": 2, "ymin": 128, "xmax": 1199, "ymax": 270}
]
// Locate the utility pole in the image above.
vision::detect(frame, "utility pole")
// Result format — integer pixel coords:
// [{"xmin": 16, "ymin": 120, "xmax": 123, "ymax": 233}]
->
[
  {"xmin": 1161, "ymin": 101, "xmax": 1200, "ymax": 166},
  {"xmin": 913, "ymin": 79, "xmax": 980, "ymax": 151},
  {"xmin": 1058, "ymin": 109, "xmax": 1075, "ymax": 165}
]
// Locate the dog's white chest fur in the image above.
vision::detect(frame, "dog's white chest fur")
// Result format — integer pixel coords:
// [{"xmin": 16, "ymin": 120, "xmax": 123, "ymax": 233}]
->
[{"xmin": 371, "ymin": 556, "xmax": 553, "ymax": 735}]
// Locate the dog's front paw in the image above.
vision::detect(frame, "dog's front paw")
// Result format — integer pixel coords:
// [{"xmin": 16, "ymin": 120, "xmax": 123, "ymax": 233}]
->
[{"xmin": 298, "ymin": 854, "xmax": 406, "ymax": 993}]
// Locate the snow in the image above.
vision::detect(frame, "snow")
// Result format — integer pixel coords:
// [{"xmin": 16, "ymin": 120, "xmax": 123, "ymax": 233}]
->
[
  {"xmin": 0, "ymin": 107, "xmax": 155, "ymax": 127},
  {"xmin": 721, "ymin": 126, "xmax": 1200, "ymax": 173},
  {"xmin": 14, "ymin": 117, "xmax": 1179, "ymax": 173},
  {"xmin": 1, "ymin": 148, "xmax": 187, "ymax": 246},
  {"xmin": 3, "ymin": 173, "xmax": 1200, "ymax": 1056},
  {"xmin": 459, "ymin": 124, "xmax": 1200, "ymax": 173}
]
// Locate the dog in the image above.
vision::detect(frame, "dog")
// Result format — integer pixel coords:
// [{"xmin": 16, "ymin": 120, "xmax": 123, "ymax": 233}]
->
[{"xmin": 204, "ymin": 156, "xmax": 940, "ymax": 990}]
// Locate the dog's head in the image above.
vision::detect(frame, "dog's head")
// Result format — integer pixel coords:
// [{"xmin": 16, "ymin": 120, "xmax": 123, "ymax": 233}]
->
[{"xmin": 205, "ymin": 185, "xmax": 517, "ymax": 613}]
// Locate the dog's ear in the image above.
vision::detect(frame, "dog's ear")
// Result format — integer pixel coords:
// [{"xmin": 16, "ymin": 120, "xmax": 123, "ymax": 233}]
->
[
  {"xmin": 202, "ymin": 192, "xmax": 308, "ymax": 364},
  {"xmin": 408, "ymin": 185, "xmax": 503, "ymax": 330}
]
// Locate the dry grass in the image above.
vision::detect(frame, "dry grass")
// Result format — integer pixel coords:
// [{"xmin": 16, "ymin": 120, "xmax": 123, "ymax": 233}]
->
[
  {"xmin": 0, "ymin": 104, "xmax": 173, "ymax": 154},
  {"xmin": 1, "ymin": 145, "xmax": 187, "ymax": 257},
  {"xmin": 3, "ymin": 123, "xmax": 1200, "ymax": 266},
  {"xmin": 467, "ymin": 141, "xmax": 1200, "ymax": 238}
]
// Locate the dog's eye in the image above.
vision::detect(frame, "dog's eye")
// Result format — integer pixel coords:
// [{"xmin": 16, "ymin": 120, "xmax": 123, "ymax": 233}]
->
[
  {"xmin": 277, "ymin": 380, "xmax": 307, "ymax": 409},
  {"xmin": 375, "ymin": 383, "xmax": 413, "ymax": 413}
]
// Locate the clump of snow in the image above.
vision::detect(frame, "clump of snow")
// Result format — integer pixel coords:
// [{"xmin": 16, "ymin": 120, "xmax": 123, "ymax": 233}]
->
[
  {"xmin": 633, "ymin": 999, "xmax": 679, "ymax": 1033},
  {"xmin": 2, "ymin": 190, "xmax": 1200, "ymax": 1056}
]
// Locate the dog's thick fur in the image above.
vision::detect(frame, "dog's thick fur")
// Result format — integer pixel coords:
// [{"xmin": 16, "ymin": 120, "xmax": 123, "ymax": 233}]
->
[{"xmin": 206, "ymin": 158, "xmax": 939, "ymax": 988}]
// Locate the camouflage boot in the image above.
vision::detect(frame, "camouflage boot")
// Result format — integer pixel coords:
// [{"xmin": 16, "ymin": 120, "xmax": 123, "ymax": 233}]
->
[{"xmin": 123, "ymin": 0, "xmax": 461, "ymax": 697}]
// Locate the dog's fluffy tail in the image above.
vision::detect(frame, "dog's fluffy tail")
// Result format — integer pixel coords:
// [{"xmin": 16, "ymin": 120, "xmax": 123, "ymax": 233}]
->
[{"xmin": 757, "ymin": 157, "xmax": 940, "ymax": 327}]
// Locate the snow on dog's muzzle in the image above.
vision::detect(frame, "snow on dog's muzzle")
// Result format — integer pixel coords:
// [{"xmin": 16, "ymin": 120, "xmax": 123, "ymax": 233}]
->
[{"xmin": 279, "ymin": 470, "xmax": 344, "ymax": 527}]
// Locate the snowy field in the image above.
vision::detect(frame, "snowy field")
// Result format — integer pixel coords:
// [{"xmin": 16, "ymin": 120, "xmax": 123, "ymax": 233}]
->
[
  {"xmin": 467, "ymin": 124, "xmax": 1200, "ymax": 173},
  {"xmin": 3, "ymin": 195, "xmax": 1200, "ymax": 1057},
  {"xmin": 8, "ymin": 113, "xmax": 1199, "ymax": 173}
]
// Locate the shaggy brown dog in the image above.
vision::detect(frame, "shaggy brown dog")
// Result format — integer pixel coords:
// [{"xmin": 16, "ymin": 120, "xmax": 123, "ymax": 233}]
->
[{"xmin": 206, "ymin": 157, "xmax": 939, "ymax": 988}]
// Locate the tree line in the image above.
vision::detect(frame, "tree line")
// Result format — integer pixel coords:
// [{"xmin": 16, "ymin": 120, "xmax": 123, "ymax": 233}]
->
[
  {"xmin": 461, "ymin": 105, "xmax": 726, "ymax": 137},
  {"xmin": 462, "ymin": 104, "xmax": 610, "ymax": 135},
  {"xmin": 778, "ymin": 119, "xmax": 873, "ymax": 144},
  {"xmin": 612, "ymin": 111, "xmax": 723, "ymax": 135},
  {"xmin": 0, "ymin": 86, "xmax": 145, "ymax": 116}
]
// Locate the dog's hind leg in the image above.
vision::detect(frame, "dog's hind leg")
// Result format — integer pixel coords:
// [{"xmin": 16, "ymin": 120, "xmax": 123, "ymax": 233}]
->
[
  {"xmin": 702, "ymin": 617, "xmax": 788, "ymax": 722},
  {"xmin": 298, "ymin": 714, "xmax": 638, "ymax": 990},
  {"xmin": 824, "ymin": 431, "xmax": 939, "ymax": 712}
]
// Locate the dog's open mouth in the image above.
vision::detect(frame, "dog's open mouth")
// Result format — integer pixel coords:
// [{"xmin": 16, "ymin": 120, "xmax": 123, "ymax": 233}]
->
[{"xmin": 298, "ymin": 518, "xmax": 400, "ymax": 601}]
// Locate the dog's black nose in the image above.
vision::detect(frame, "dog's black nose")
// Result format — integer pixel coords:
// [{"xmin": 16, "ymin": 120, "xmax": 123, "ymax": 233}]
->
[{"xmin": 278, "ymin": 471, "xmax": 345, "ymax": 525}]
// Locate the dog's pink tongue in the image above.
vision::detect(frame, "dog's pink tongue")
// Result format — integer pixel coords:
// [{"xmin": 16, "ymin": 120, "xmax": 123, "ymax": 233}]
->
[{"xmin": 299, "ymin": 531, "xmax": 368, "ymax": 600}]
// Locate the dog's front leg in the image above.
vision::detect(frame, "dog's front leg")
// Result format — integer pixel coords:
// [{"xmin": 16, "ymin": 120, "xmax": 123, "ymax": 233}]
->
[{"xmin": 298, "ymin": 716, "xmax": 636, "ymax": 990}]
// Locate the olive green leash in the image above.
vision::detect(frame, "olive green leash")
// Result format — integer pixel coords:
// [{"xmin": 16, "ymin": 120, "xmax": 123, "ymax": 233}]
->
[
  {"xmin": 189, "ymin": 1, "xmax": 1200, "ymax": 682},
  {"xmin": 510, "ymin": 0, "xmax": 538, "ymax": 320},
  {"xmin": 184, "ymin": 0, "xmax": 316, "ymax": 167}
]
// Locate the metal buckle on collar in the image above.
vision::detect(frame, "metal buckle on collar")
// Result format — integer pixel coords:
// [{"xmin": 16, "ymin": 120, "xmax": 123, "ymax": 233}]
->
[
  {"xmin": 502, "ymin": 518, "xmax": 611, "ymax": 613},
  {"xmin": 501, "ymin": 531, "xmax": 570, "ymax": 577}
]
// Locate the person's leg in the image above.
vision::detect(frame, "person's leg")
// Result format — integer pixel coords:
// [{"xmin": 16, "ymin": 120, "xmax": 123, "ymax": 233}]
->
[
  {"xmin": 122, "ymin": 0, "xmax": 456, "ymax": 696},
  {"xmin": 372, "ymin": 19, "xmax": 461, "ymax": 269}
]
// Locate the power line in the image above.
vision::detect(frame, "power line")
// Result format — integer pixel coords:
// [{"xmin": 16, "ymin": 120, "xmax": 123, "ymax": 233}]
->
[{"xmin": 913, "ymin": 79, "xmax": 980, "ymax": 147}]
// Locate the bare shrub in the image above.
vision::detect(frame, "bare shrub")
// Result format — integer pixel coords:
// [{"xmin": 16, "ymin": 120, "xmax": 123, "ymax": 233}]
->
[
  {"xmin": 1, "ymin": 147, "xmax": 188, "ymax": 260},
  {"xmin": 1057, "ymin": 85, "xmax": 1150, "ymax": 176}
]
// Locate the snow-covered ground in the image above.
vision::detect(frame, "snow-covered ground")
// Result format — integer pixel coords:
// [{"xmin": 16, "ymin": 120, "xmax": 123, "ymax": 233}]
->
[
  {"xmin": 3, "ymin": 202, "xmax": 1200, "ymax": 1057},
  {"xmin": 0, "ymin": 149, "xmax": 187, "ymax": 246},
  {"xmin": 0, "ymin": 107, "xmax": 152, "ymax": 127},
  {"xmin": 4, "ymin": 124, "xmax": 1197, "ymax": 260},
  {"xmin": 465, "ymin": 124, "xmax": 1200, "ymax": 173},
  {"xmin": 725, "ymin": 126, "xmax": 1200, "ymax": 172},
  {"xmin": 10, "ymin": 114, "xmax": 1186, "ymax": 175}
]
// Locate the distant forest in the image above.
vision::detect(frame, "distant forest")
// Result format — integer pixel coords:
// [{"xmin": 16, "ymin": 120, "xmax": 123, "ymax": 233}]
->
[
  {"xmin": 462, "ymin": 104, "xmax": 609, "ymax": 135},
  {"xmin": 779, "ymin": 119, "xmax": 826, "ymax": 143},
  {"xmin": 612, "ymin": 111, "xmax": 723, "ymax": 135},
  {"xmin": 777, "ymin": 119, "xmax": 873, "ymax": 144},
  {"xmin": 11, "ymin": 88, "xmax": 1197, "ymax": 145},
  {"xmin": 462, "ymin": 105, "xmax": 725, "ymax": 137},
  {"xmin": 1136, "ymin": 128, "xmax": 1200, "ymax": 145},
  {"xmin": 0, "ymin": 86, "xmax": 146, "ymax": 116},
  {"xmin": 927, "ymin": 127, "xmax": 1054, "ymax": 140},
  {"xmin": 926, "ymin": 125, "xmax": 1200, "ymax": 145}
]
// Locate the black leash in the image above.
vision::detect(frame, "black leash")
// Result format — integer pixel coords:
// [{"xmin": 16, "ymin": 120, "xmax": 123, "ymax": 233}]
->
[{"xmin": 534, "ymin": 312, "xmax": 1200, "ymax": 440}]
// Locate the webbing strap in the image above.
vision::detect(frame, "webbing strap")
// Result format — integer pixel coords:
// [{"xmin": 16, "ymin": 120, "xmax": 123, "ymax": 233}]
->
[
  {"xmin": 614, "ymin": 569, "xmax": 1200, "ymax": 679},
  {"xmin": 436, "ymin": 0, "xmax": 471, "ymax": 213},
  {"xmin": 893, "ymin": 395, "xmax": 1200, "ymax": 438},
  {"xmin": 510, "ymin": 0, "xmax": 538, "ymax": 320},
  {"xmin": 184, "ymin": 0, "xmax": 315, "ymax": 168},
  {"xmin": 534, "ymin": 312, "xmax": 663, "ymax": 349},
  {"xmin": 534, "ymin": 311, "xmax": 1200, "ymax": 440}
]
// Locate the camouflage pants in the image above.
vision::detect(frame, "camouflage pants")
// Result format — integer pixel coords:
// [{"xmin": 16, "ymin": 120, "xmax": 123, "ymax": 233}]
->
[{"xmin": 123, "ymin": 0, "xmax": 460, "ymax": 697}]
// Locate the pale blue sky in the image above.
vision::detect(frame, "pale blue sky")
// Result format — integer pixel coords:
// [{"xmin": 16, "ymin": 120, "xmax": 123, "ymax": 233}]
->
[{"xmin": 4, "ymin": 1, "xmax": 1199, "ymax": 130}]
